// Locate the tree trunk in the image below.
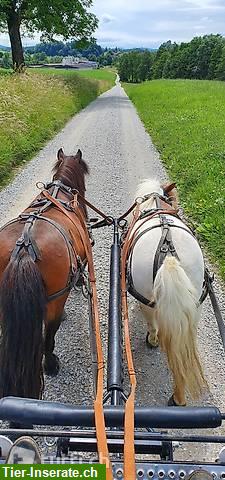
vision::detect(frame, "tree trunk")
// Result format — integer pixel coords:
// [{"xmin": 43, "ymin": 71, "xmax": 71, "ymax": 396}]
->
[{"xmin": 7, "ymin": 12, "xmax": 24, "ymax": 70}]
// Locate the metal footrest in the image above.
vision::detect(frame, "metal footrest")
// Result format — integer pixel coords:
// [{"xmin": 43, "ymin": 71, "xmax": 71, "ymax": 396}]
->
[
  {"xmin": 31, "ymin": 460, "xmax": 225, "ymax": 479},
  {"xmin": 110, "ymin": 463, "xmax": 225, "ymax": 479}
]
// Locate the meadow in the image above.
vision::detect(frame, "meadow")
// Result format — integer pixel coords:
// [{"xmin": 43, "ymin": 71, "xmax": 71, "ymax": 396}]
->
[
  {"xmin": 33, "ymin": 67, "xmax": 116, "ymax": 90},
  {"xmin": 0, "ymin": 68, "xmax": 115, "ymax": 187},
  {"xmin": 125, "ymin": 79, "xmax": 225, "ymax": 280}
]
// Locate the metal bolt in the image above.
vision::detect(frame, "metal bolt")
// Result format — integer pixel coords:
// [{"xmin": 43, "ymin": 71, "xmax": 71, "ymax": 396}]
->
[
  {"xmin": 148, "ymin": 470, "xmax": 155, "ymax": 478},
  {"xmin": 179, "ymin": 472, "xmax": 186, "ymax": 479},
  {"xmin": 137, "ymin": 470, "xmax": 144, "ymax": 478},
  {"xmin": 158, "ymin": 471, "xmax": 165, "ymax": 479},
  {"xmin": 168, "ymin": 470, "xmax": 176, "ymax": 479}
]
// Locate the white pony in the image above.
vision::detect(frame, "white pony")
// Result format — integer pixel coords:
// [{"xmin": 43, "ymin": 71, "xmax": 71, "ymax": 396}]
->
[{"xmin": 127, "ymin": 178, "xmax": 207, "ymax": 406}]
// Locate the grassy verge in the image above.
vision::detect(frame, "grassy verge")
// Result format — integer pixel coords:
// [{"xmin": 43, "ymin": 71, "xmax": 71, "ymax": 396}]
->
[
  {"xmin": 124, "ymin": 79, "xmax": 225, "ymax": 280},
  {"xmin": 0, "ymin": 68, "xmax": 115, "ymax": 188},
  {"xmin": 33, "ymin": 67, "xmax": 116, "ymax": 91},
  {"xmin": 73, "ymin": 68, "xmax": 116, "ymax": 89}
]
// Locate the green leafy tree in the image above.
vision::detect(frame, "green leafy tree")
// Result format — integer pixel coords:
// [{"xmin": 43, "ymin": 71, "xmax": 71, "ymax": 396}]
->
[
  {"xmin": 32, "ymin": 51, "xmax": 47, "ymax": 64},
  {"xmin": 138, "ymin": 51, "xmax": 153, "ymax": 81},
  {"xmin": 118, "ymin": 51, "xmax": 138, "ymax": 82},
  {"xmin": 216, "ymin": 45, "xmax": 225, "ymax": 80},
  {"xmin": 207, "ymin": 36, "xmax": 224, "ymax": 79},
  {"xmin": 152, "ymin": 50, "xmax": 170, "ymax": 78},
  {"xmin": 152, "ymin": 41, "xmax": 174, "ymax": 79},
  {"xmin": 118, "ymin": 53, "xmax": 130, "ymax": 81},
  {"xmin": 0, "ymin": 0, "xmax": 98, "ymax": 70},
  {"xmin": 2, "ymin": 50, "xmax": 11, "ymax": 68}
]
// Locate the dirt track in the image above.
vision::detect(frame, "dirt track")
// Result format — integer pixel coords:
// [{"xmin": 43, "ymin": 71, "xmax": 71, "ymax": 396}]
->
[{"xmin": 0, "ymin": 80, "xmax": 225, "ymax": 462}]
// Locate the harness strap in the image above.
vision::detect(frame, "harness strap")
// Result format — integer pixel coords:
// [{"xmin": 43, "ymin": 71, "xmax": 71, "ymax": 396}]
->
[
  {"xmin": 121, "ymin": 201, "xmax": 142, "ymax": 480},
  {"xmin": 11, "ymin": 217, "xmax": 41, "ymax": 262},
  {"xmin": 205, "ymin": 268, "xmax": 225, "ymax": 349},
  {"xmin": 30, "ymin": 197, "xmax": 75, "ymax": 212},
  {"xmin": 41, "ymin": 190, "xmax": 113, "ymax": 480},
  {"xmin": 128, "ymin": 280, "xmax": 156, "ymax": 307},
  {"xmin": 78, "ymin": 195, "xmax": 112, "ymax": 224},
  {"xmin": 9, "ymin": 212, "xmax": 79, "ymax": 303},
  {"xmin": 153, "ymin": 214, "xmax": 179, "ymax": 282},
  {"xmin": 198, "ymin": 271, "xmax": 210, "ymax": 306}
]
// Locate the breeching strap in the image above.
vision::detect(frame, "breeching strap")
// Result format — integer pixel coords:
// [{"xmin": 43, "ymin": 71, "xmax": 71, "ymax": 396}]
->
[{"xmin": 41, "ymin": 190, "xmax": 113, "ymax": 480}]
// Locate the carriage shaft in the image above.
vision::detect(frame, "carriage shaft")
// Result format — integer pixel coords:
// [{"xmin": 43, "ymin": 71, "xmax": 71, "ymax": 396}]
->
[{"xmin": 107, "ymin": 220, "xmax": 124, "ymax": 404}]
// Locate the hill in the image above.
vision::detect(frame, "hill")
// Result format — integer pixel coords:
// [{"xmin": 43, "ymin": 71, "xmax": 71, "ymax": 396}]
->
[{"xmin": 0, "ymin": 45, "xmax": 10, "ymax": 51}]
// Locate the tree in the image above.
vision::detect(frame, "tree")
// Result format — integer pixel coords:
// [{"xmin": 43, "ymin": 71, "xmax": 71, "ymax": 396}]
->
[
  {"xmin": 216, "ymin": 45, "xmax": 225, "ymax": 80},
  {"xmin": 138, "ymin": 51, "xmax": 153, "ymax": 81},
  {"xmin": 2, "ymin": 51, "xmax": 11, "ymax": 68},
  {"xmin": 152, "ymin": 41, "xmax": 174, "ymax": 79},
  {"xmin": 0, "ymin": 0, "xmax": 98, "ymax": 70},
  {"xmin": 32, "ymin": 51, "xmax": 47, "ymax": 64},
  {"xmin": 118, "ymin": 53, "xmax": 130, "ymax": 81}
]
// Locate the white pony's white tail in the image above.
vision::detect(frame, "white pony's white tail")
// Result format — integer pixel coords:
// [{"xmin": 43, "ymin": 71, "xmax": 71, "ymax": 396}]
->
[{"xmin": 153, "ymin": 256, "xmax": 206, "ymax": 399}]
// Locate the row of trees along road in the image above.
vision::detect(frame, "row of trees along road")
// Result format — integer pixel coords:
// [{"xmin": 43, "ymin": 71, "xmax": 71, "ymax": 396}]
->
[
  {"xmin": 0, "ymin": 0, "xmax": 98, "ymax": 70},
  {"xmin": 118, "ymin": 35, "xmax": 225, "ymax": 82}
]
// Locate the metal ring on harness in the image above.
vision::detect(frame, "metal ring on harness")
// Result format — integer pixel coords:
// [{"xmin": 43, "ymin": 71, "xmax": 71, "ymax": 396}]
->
[{"xmin": 36, "ymin": 181, "xmax": 45, "ymax": 190}]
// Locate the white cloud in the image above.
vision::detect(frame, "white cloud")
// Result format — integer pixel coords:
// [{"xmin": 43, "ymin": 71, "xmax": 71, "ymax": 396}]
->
[
  {"xmin": 91, "ymin": 0, "xmax": 225, "ymax": 47},
  {"xmin": 101, "ymin": 13, "xmax": 116, "ymax": 24},
  {"xmin": 1, "ymin": 0, "xmax": 225, "ymax": 48}
]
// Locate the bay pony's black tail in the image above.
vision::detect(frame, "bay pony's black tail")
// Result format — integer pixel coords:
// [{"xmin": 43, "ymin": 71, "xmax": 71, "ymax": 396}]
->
[{"xmin": 0, "ymin": 254, "xmax": 46, "ymax": 398}]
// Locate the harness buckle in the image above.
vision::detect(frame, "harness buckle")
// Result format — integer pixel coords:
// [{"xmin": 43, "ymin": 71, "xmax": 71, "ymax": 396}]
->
[
  {"xmin": 166, "ymin": 218, "xmax": 174, "ymax": 224},
  {"xmin": 16, "ymin": 236, "xmax": 24, "ymax": 246},
  {"xmin": 80, "ymin": 270, "xmax": 92, "ymax": 298},
  {"xmin": 160, "ymin": 244, "xmax": 169, "ymax": 253}
]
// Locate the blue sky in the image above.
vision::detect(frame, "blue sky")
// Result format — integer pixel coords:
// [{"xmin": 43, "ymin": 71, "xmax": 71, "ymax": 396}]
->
[{"xmin": 0, "ymin": 0, "xmax": 225, "ymax": 48}]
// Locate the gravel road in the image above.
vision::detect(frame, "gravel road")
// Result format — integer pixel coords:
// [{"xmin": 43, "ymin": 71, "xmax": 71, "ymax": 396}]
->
[{"xmin": 0, "ymin": 79, "xmax": 225, "ymax": 463}]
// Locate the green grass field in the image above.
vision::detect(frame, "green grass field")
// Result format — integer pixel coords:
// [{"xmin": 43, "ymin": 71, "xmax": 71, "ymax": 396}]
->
[
  {"xmin": 0, "ymin": 68, "xmax": 115, "ymax": 187},
  {"xmin": 32, "ymin": 67, "xmax": 116, "ymax": 90},
  {"xmin": 124, "ymin": 79, "xmax": 225, "ymax": 280}
]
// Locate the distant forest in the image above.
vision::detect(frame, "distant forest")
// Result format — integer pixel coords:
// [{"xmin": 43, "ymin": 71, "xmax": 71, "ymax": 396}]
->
[
  {"xmin": 0, "ymin": 41, "xmax": 119, "ymax": 68},
  {"xmin": 118, "ymin": 35, "xmax": 225, "ymax": 82},
  {"xmin": 1, "ymin": 35, "xmax": 225, "ymax": 81}
]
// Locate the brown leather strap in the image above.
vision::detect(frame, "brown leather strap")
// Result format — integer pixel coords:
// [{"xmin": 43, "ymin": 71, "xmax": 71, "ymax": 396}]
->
[
  {"xmin": 117, "ymin": 201, "xmax": 137, "ymax": 222},
  {"xmin": 71, "ymin": 191, "xmax": 112, "ymax": 224},
  {"xmin": 121, "ymin": 202, "xmax": 141, "ymax": 480},
  {"xmin": 41, "ymin": 190, "xmax": 113, "ymax": 480}
]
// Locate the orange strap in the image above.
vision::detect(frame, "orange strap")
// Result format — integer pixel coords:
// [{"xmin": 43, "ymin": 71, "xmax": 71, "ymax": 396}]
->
[
  {"xmin": 41, "ymin": 190, "xmax": 113, "ymax": 480},
  {"xmin": 121, "ymin": 203, "xmax": 141, "ymax": 480},
  {"xmin": 121, "ymin": 202, "xmax": 179, "ymax": 479}
]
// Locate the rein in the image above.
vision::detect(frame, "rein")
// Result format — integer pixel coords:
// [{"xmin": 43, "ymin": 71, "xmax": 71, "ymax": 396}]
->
[
  {"xmin": 41, "ymin": 189, "xmax": 113, "ymax": 480},
  {"xmin": 121, "ymin": 200, "xmax": 141, "ymax": 480}
]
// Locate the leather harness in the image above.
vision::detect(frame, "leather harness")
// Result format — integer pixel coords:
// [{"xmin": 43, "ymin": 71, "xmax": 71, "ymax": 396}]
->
[
  {"xmin": 1, "ymin": 181, "xmax": 87, "ymax": 303},
  {"xmin": 126, "ymin": 193, "xmax": 208, "ymax": 307}
]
